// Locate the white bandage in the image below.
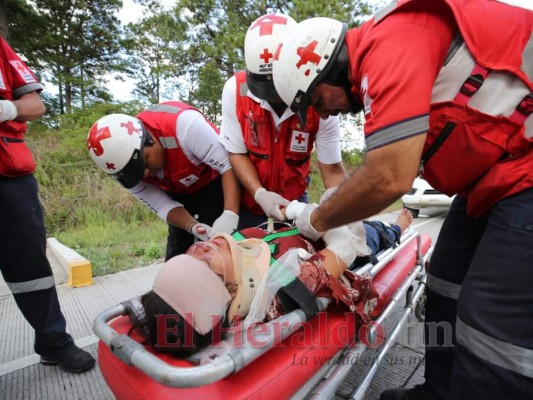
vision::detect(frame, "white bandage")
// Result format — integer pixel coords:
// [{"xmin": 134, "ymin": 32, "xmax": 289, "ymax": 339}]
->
[
  {"xmin": 0, "ymin": 100, "xmax": 17, "ymax": 122},
  {"xmin": 323, "ymin": 225, "xmax": 359, "ymax": 266}
]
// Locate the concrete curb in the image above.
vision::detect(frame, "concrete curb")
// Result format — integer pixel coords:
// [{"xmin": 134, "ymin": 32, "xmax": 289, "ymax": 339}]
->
[{"xmin": 47, "ymin": 237, "xmax": 94, "ymax": 287}]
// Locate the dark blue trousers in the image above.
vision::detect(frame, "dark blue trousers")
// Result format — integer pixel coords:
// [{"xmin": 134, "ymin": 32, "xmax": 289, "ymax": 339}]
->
[
  {"xmin": 423, "ymin": 189, "xmax": 533, "ymax": 399},
  {"xmin": 0, "ymin": 174, "xmax": 73, "ymax": 355}
]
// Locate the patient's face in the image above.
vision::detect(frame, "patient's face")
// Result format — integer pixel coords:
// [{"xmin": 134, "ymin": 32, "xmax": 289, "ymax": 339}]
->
[{"xmin": 186, "ymin": 237, "xmax": 235, "ymax": 284}]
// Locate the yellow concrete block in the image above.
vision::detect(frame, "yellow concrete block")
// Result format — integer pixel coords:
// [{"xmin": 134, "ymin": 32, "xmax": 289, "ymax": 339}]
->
[
  {"xmin": 47, "ymin": 238, "xmax": 94, "ymax": 288},
  {"xmin": 66, "ymin": 260, "xmax": 94, "ymax": 288}
]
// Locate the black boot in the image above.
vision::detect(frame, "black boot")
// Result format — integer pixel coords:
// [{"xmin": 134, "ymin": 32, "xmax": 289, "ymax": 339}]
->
[{"xmin": 40, "ymin": 342, "xmax": 96, "ymax": 373}]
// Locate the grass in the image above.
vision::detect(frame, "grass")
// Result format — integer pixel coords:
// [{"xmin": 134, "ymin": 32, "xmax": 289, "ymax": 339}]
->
[{"xmin": 56, "ymin": 218, "xmax": 167, "ymax": 276}]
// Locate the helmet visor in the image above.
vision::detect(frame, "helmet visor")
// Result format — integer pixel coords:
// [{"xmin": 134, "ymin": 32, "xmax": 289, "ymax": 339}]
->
[
  {"xmin": 112, "ymin": 124, "xmax": 152, "ymax": 189},
  {"xmin": 113, "ymin": 148, "xmax": 145, "ymax": 189}
]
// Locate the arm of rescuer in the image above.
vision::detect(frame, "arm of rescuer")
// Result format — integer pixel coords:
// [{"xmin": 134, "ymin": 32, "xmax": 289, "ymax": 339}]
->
[
  {"xmin": 314, "ymin": 114, "xmax": 349, "ymax": 189},
  {"xmin": 0, "ymin": 91, "xmax": 46, "ymax": 122},
  {"xmin": 128, "ymin": 182, "xmax": 211, "ymax": 240}
]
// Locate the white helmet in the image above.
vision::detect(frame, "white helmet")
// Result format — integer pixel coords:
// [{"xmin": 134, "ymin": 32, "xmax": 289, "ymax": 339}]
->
[
  {"xmin": 87, "ymin": 113, "xmax": 148, "ymax": 188},
  {"xmin": 272, "ymin": 17, "xmax": 348, "ymax": 125},
  {"xmin": 244, "ymin": 13, "xmax": 297, "ymax": 101}
]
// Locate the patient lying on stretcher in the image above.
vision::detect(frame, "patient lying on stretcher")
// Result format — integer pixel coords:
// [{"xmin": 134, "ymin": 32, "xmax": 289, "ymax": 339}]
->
[{"xmin": 131, "ymin": 209, "xmax": 413, "ymax": 358}]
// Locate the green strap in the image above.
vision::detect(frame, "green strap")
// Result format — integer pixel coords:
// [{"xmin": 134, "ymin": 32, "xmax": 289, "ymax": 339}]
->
[
  {"xmin": 262, "ymin": 227, "xmax": 299, "ymax": 242},
  {"xmin": 231, "ymin": 231, "xmax": 246, "ymax": 240}
]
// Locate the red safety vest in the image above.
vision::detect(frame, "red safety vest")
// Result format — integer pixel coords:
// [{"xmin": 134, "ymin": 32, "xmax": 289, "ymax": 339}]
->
[
  {"xmin": 235, "ymin": 71, "xmax": 320, "ymax": 215},
  {"xmin": 137, "ymin": 101, "xmax": 219, "ymax": 194},
  {"xmin": 352, "ymin": 0, "xmax": 533, "ymax": 217},
  {"xmin": 0, "ymin": 38, "xmax": 40, "ymax": 177}
]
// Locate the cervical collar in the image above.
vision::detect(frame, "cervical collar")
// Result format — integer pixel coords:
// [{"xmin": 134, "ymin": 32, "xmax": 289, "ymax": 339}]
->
[{"xmin": 211, "ymin": 233, "xmax": 271, "ymax": 322}]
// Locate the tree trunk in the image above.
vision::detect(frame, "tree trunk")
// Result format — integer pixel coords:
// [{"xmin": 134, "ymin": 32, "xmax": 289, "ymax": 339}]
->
[{"xmin": 0, "ymin": 0, "xmax": 8, "ymax": 40}]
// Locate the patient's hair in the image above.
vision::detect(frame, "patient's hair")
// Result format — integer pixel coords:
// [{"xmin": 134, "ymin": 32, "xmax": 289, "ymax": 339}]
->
[{"xmin": 133, "ymin": 291, "xmax": 224, "ymax": 358}]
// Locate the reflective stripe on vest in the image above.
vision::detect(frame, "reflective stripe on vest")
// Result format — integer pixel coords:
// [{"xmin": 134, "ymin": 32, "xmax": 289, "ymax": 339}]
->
[
  {"xmin": 159, "ymin": 136, "xmax": 179, "ymax": 149},
  {"xmin": 365, "ymin": 114, "xmax": 429, "ymax": 151},
  {"xmin": 457, "ymin": 317, "xmax": 533, "ymax": 379},
  {"xmin": 6, "ymin": 276, "xmax": 55, "ymax": 294},
  {"xmin": 426, "ymin": 272, "xmax": 461, "ymax": 300},
  {"xmin": 239, "ymin": 81, "xmax": 249, "ymax": 97},
  {"xmin": 148, "ymin": 104, "xmax": 183, "ymax": 114},
  {"xmin": 450, "ymin": 30, "xmax": 533, "ymax": 124}
]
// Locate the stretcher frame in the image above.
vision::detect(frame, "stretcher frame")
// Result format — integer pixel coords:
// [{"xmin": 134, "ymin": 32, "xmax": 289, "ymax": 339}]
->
[{"xmin": 93, "ymin": 228, "xmax": 432, "ymax": 400}]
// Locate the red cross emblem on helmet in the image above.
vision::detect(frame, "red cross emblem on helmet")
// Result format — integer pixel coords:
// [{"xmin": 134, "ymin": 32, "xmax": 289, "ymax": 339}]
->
[
  {"xmin": 296, "ymin": 40, "xmax": 322, "ymax": 72},
  {"xmin": 250, "ymin": 14, "xmax": 289, "ymax": 36},
  {"xmin": 87, "ymin": 125, "xmax": 111, "ymax": 156}
]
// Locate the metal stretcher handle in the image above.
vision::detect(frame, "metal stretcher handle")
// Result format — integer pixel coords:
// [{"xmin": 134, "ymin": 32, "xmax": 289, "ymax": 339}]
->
[{"xmin": 93, "ymin": 296, "xmax": 331, "ymax": 387}]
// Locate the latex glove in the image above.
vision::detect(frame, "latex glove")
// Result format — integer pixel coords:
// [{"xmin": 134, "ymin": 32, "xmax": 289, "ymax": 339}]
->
[
  {"xmin": 285, "ymin": 200, "xmax": 308, "ymax": 220},
  {"xmin": 323, "ymin": 225, "xmax": 359, "ymax": 266},
  {"xmin": 254, "ymin": 188, "xmax": 290, "ymax": 220},
  {"xmin": 319, "ymin": 187, "xmax": 339, "ymax": 204},
  {"xmin": 294, "ymin": 203, "xmax": 324, "ymax": 241},
  {"xmin": 210, "ymin": 210, "xmax": 239, "ymax": 237},
  {"xmin": 187, "ymin": 222, "xmax": 211, "ymax": 241},
  {"xmin": 0, "ymin": 100, "xmax": 17, "ymax": 122}
]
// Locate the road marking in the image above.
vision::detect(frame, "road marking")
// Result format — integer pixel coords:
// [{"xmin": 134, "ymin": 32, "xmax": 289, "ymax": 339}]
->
[
  {"xmin": 0, "ymin": 334, "xmax": 99, "ymax": 376},
  {"xmin": 412, "ymin": 216, "xmax": 442, "ymax": 230}
]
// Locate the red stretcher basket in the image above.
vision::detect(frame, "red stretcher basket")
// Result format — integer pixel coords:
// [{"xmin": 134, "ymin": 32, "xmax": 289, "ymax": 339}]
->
[{"xmin": 93, "ymin": 230, "xmax": 432, "ymax": 400}]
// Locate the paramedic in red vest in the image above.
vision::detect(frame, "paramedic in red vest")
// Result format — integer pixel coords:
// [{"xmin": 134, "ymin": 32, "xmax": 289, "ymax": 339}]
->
[
  {"xmin": 0, "ymin": 36, "xmax": 95, "ymax": 373},
  {"xmin": 88, "ymin": 104, "xmax": 241, "ymax": 260},
  {"xmin": 272, "ymin": 1, "xmax": 533, "ymax": 399},
  {"xmin": 219, "ymin": 13, "xmax": 348, "ymax": 228}
]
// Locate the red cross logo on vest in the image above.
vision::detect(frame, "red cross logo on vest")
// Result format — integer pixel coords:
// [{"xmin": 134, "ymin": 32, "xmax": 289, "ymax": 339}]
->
[
  {"xmin": 88, "ymin": 125, "xmax": 111, "ymax": 156},
  {"xmin": 10, "ymin": 60, "xmax": 36, "ymax": 83},
  {"xmin": 250, "ymin": 14, "xmax": 289, "ymax": 36},
  {"xmin": 179, "ymin": 174, "xmax": 199, "ymax": 187},
  {"xmin": 260, "ymin": 48, "xmax": 273, "ymax": 63},
  {"xmin": 106, "ymin": 162, "xmax": 116, "ymax": 170},
  {"xmin": 290, "ymin": 131, "xmax": 309, "ymax": 152},
  {"xmin": 296, "ymin": 40, "xmax": 321, "ymax": 77},
  {"xmin": 295, "ymin": 133, "xmax": 306, "ymax": 144},
  {"xmin": 121, "ymin": 121, "xmax": 140, "ymax": 135}
]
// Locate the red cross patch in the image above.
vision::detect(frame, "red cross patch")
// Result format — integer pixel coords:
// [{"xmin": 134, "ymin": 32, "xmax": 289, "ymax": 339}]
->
[
  {"xmin": 179, "ymin": 174, "xmax": 199, "ymax": 187},
  {"xmin": 290, "ymin": 130, "xmax": 309, "ymax": 152},
  {"xmin": 10, "ymin": 60, "xmax": 36, "ymax": 83}
]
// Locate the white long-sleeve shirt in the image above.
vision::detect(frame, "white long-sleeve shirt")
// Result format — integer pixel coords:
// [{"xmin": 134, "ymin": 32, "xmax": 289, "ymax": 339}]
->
[{"xmin": 128, "ymin": 109, "xmax": 230, "ymax": 222}]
